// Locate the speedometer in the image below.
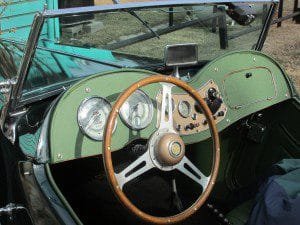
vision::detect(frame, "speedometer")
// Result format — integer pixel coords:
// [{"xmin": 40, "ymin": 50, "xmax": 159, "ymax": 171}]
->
[
  {"xmin": 77, "ymin": 96, "xmax": 114, "ymax": 141},
  {"xmin": 120, "ymin": 89, "xmax": 153, "ymax": 130}
]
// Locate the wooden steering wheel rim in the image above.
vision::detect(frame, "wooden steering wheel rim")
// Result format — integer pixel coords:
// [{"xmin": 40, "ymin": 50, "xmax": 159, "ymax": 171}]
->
[{"xmin": 103, "ymin": 75, "xmax": 220, "ymax": 224}]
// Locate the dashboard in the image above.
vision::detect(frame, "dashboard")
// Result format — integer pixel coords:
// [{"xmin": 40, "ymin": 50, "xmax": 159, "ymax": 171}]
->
[
  {"xmin": 156, "ymin": 80, "xmax": 227, "ymax": 135},
  {"xmin": 48, "ymin": 51, "xmax": 291, "ymax": 164}
]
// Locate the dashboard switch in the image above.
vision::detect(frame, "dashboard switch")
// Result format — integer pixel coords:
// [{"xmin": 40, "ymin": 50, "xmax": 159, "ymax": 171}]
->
[
  {"xmin": 217, "ymin": 111, "xmax": 225, "ymax": 117},
  {"xmin": 184, "ymin": 123, "xmax": 200, "ymax": 130},
  {"xmin": 192, "ymin": 113, "xmax": 197, "ymax": 120},
  {"xmin": 176, "ymin": 124, "xmax": 181, "ymax": 131},
  {"xmin": 207, "ymin": 88, "xmax": 218, "ymax": 101}
]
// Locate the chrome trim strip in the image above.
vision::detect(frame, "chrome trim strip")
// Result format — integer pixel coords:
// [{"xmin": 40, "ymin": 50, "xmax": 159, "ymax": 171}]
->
[
  {"xmin": 36, "ymin": 96, "xmax": 61, "ymax": 163},
  {"xmin": 11, "ymin": 13, "xmax": 45, "ymax": 111},
  {"xmin": 42, "ymin": 0, "xmax": 277, "ymax": 18}
]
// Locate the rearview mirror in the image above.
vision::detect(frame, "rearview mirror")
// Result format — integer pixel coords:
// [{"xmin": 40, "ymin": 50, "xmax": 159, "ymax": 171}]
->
[{"xmin": 164, "ymin": 43, "xmax": 198, "ymax": 67}]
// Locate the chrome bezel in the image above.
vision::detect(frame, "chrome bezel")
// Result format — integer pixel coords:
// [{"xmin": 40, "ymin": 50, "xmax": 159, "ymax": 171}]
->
[
  {"xmin": 120, "ymin": 89, "xmax": 154, "ymax": 130},
  {"xmin": 178, "ymin": 100, "xmax": 191, "ymax": 118},
  {"xmin": 77, "ymin": 96, "xmax": 116, "ymax": 141}
]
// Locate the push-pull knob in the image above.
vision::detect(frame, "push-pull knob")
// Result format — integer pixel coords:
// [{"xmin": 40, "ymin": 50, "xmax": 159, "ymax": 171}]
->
[{"xmin": 207, "ymin": 88, "xmax": 218, "ymax": 101}]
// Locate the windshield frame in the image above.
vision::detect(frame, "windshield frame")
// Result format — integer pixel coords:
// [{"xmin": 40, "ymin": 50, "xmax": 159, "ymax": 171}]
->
[{"xmin": 8, "ymin": 0, "xmax": 277, "ymax": 112}]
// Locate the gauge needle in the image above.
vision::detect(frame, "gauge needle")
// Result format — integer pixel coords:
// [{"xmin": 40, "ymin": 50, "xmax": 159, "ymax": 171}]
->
[
  {"xmin": 129, "ymin": 103, "xmax": 140, "ymax": 121},
  {"xmin": 86, "ymin": 112, "xmax": 101, "ymax": 129},
  {"xmin": 132, "ymin": 103, "xmax": 140, "ymax": 112}
]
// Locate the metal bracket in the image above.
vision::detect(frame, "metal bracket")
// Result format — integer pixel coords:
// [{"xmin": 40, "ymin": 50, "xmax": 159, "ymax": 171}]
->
[
  {"xmin": 1, "ymin": 109, "xmax": 27, "ymax": 144},
  {"xmin": 0, "ymin": 203, "xmax": 33, "ymax": 223},
  {"xmin": 0, "ymin": 203, "xmax": 26, "ymax": 216}
]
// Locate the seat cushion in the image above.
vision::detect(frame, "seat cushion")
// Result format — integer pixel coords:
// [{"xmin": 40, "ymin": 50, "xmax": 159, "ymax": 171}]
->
[{"xmin": 227, "ymin": 159, "xmax": 300, "ymax": 225}]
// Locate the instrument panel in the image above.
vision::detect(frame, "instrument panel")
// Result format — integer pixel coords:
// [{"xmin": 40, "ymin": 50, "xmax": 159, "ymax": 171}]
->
[
  {"xmin": 49, "ymin": 51, "xmax": 291, "ymax": 163},
  {"xmin": 157, "ymin": 80, "xmax": 227, "ymax": 135}
]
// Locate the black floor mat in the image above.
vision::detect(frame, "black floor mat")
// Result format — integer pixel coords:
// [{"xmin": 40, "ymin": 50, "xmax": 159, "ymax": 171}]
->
[
  {"xmin": 63, "ymin": 174, "xmax": 219, "ymax": 225},
  {"xmin": 51, "ymin": 156, "xmax": 220, "ymax": 225}
]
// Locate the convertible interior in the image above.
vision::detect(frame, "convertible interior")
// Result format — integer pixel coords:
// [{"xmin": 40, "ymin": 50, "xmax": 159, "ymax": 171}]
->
[
  {"xmin": 17, "ymin": 50, "xmax": 299, "ymax": 225},
  {"xmin": 1, "ymin": 2, "xmax": 299, "ymax": 225}
]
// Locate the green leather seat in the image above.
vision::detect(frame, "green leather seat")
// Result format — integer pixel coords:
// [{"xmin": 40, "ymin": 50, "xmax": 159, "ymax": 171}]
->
[{"xmin": 226, "ymin": 200, "xmax": 254, "ymax": 225}]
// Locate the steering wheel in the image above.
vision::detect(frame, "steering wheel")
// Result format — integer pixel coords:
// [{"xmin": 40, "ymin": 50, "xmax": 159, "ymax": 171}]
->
[{"xmin": 103, "ymin": 75, "xmax": 220, "ymax": 224}]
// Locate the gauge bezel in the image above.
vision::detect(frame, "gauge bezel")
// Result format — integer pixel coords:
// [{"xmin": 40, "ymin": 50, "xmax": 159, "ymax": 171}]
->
[
  {"xmin": 77, "ymin": 96, "xmax": 116, "ymax": 141},
  {"xmin": 178, "ymin": 100, "xmax": 192, "ymax": 118},
  {"xmin": 119, "ymin": 89, "xmax": 154, "ymax": 130}
]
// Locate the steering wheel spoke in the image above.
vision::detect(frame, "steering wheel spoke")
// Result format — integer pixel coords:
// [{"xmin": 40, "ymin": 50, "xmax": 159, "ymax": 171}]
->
[
  {"xmin": 176, "ymin": 156, "xmax": 209, "ymax": 188},
  {"xmin": 115, "ymin": 152, "xmax": 154, "ymax": 190},
  {"xmin": 159, "ymin": 83, "xmax": 175, "ymax": 132}
]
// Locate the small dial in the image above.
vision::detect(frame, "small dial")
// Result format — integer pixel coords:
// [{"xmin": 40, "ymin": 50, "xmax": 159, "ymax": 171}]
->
[{"xmin": 178, "ymin": 101, "xmax": 191, "ymax": 118}]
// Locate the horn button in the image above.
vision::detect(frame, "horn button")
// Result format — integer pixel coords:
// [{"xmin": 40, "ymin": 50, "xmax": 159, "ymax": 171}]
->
[{"xmin": 149, "ymin": 132, "xmax": 185, "ymax": 170}]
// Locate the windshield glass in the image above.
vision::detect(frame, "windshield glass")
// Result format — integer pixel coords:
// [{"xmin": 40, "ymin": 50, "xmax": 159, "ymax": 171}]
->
[{"xmin": 23, "ymin": 2, "xmax": 271, "ymax": 99}]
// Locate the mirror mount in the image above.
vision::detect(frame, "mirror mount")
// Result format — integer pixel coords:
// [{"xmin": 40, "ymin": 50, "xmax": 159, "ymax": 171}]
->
[
  {"xmin": 226, "ymin": 3, "xmax": 256, "ymax": 26},
  {"xmin": 164, "ymin": 43, "xmax": 198, "ymax": 79}
]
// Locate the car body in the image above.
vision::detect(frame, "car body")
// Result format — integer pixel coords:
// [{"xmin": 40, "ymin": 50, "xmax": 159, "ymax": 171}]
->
[{"xmin": 0, "ymin": 0, "xmax": 299, "ymax": 225}]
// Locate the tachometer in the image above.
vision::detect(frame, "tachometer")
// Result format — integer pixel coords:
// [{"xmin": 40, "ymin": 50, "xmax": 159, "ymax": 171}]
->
[
  {"xmin": 77, "ymin": 96, "xmax": 114, "ymax": 141},
  {"xmin": 120, "ymin": 89, "xmax": 153, "ymax": 130}
]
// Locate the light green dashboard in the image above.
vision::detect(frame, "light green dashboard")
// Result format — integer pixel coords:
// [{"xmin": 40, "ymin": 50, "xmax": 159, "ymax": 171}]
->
[{"xmin": 49, "ymin": 51, "xmax": 291, "ymax": 164}]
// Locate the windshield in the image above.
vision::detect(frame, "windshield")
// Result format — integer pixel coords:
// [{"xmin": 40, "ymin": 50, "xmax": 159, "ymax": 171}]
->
[{"xmin": 23, "ymin": 2, "xmax": 271, "ymax": 100}]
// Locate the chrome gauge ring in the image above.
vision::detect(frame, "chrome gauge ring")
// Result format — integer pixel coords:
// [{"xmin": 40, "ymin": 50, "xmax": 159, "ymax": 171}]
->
[
  {"xmin": 120, "ymin": 89, "xmax": 153, "ymax": 130},
  {"xmin": 77, "ymin": 96, "xmax": 115, "ymax": 141}
]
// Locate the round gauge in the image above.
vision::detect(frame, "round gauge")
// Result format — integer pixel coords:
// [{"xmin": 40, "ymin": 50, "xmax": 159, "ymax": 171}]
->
[
  {"xmin": 178, "ymin": 100, "xmax": 191, "ymax": 118},
  {"xmin": 120, "ymin": 89, "xmax": 153, "ymax": 130},
  {"xmin": 77, "ymin": 96, "xmax": 114, "ymax": 141}
]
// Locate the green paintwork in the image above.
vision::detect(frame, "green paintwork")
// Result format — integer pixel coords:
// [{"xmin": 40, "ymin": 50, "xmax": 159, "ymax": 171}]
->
[
  {"xmin": 50, "ymin": 69, "xmax": 159, "ymax": 163},
  {"xmin": 49, "ymin": 51, "xmax": 291, "ymax": 163},
  {"xmin": 223, "ymin": 67, "xmax": 276, "ymax": 109}
]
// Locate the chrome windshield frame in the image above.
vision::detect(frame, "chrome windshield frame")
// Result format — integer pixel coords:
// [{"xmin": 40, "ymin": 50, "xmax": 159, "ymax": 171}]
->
[{"xmin": 9, "ymin": 0, "xmax": 278, "ymax": 113}]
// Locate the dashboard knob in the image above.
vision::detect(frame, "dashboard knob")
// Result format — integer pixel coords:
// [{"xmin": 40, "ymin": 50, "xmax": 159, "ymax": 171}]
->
[
  {"xmin": 217, "ymin": 111, "xmax": 225, "ymax": 117},
  {"xmin": 176, "ymin": 124, "xmax": 181, "ymax": 131},
  {"xmin": 192, "ymin": 113, "xmax": 197, "ymax": 120},
  {"xmin": 207, "ymin": 88, "xmax": 218, "ymax": 100}
]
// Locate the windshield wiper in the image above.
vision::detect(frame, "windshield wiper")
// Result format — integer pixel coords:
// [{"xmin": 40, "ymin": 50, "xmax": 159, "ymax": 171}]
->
[
  {"xmin": 127, "ymin": 10, "xmax": 160, "ymax": 39},
  {"xmin": 112, "ymin": 0, "xmax": 159, "ymax": 39}
]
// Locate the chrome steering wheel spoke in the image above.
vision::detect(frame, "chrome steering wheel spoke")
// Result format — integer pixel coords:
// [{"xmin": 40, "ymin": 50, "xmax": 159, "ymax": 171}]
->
[
  {"xmin": 115, "ymin": 151, "xmax": 154, "ymax": 190},
  {"xmin": 159, "ymin": 83, "xmax": 175, "ymax": 132},
  {"xmin": 176, "ymin": 156, "xmax": 210, "ymax": 188}
]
